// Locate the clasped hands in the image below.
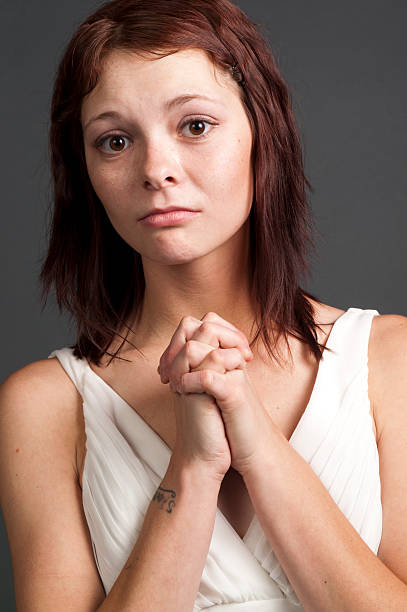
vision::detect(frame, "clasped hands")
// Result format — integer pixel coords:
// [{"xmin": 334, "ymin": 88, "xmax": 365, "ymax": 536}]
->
[{"xmin": 157, "ymin": 312, "xmax": 277, "ymax": 477}]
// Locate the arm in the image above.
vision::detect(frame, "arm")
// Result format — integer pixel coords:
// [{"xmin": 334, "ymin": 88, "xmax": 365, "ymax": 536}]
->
[
  {"xmin": 0, "ymin": 361, "xmax": 106, "ymax": 612},
  {"xmin": 98, "ymin": 452, "xmax": 221, "ymax": 612},
  {"xmin": 1, "ymin": 360, "xmax": 221, "ymax": 612},
  {"xmin": 243, "ymin": 427, "xmax": 407, "ymax": 611},
  {"xmin": 241, "ymin": 314, "xmax": 407, "ymax": 612}
]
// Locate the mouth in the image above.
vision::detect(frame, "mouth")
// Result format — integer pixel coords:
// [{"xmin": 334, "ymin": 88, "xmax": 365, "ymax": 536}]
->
[
  {"xmin": 139, "ymin": 209, "xmax": 201, "ymax": 227},
  {"xmin": 139, "ymin": 207, "xmax": 197, "ymax": 221}
]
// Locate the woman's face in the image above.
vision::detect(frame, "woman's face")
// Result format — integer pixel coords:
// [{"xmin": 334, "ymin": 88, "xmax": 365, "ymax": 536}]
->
[{"xmin": 81, "ymin": 48, "xmax": 254, "ymax": 265}]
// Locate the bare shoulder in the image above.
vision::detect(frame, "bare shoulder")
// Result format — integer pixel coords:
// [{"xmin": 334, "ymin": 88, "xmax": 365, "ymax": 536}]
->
[
  {"xmin": 365, "ymin": 312, "xmax": 407, "ymax": 579},
  {"xmin": 1, "ymin": 354, "xmax": 82, "ymax": 402},
  {"xmin": 369, "ymin": 311, "xmax": 407, "ymax": 341},
  {"xmin": 0, "ymin": 358, "xmax": 105, "ymax": 610},
  {"xmin": 0, "ymin": 356, "xmax": 84, "ymax": 482},
  {"xmin": 367, "ymin": 312, "xmax": 407, "ymax": 442}
]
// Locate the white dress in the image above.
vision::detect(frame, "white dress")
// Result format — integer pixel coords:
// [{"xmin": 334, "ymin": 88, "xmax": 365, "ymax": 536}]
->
[{"xmin": 47, "ymin": 306, "xmax": 382, "ymax": 610}]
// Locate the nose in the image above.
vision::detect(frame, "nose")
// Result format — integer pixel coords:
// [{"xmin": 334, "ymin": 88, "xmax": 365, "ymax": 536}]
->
[{"xmin": 141, "ymin": 140, "xmax": 181, "ymax": 191}]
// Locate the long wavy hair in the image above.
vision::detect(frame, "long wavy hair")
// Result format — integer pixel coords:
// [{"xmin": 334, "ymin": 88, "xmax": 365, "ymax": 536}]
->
[{"xmin": 40, "ymin": 0, "xmax": 333, "ymax": 367}]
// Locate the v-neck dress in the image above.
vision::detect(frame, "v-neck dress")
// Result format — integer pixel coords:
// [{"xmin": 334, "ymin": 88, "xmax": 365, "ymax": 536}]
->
[{"xmin": 47, "ymin": 306, "xmax": 382, "ymax": 610}]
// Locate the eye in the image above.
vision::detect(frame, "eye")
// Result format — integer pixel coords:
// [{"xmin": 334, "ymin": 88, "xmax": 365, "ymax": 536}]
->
[
  {"xmin": 94, "ymin": 117, "xmax": 216, "ymax": 155},
  {"xmin": 95, "ymin": 134, "xmax": 131, "ymax": 154},
  {"xmin": 180, "ymin": 117, "xmax": 216, "ymax": 139}
]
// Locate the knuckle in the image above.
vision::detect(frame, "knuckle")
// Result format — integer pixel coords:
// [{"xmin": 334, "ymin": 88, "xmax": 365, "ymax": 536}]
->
[
  {"xmin": 211, "ymin": 349, "xmax": 223, "ymax": 363},
  {"xmin": 202, "ymin": 311, "xmax": 217, "ymax": 320},
  {"xmin": 187, "ymin": 315, "xmax": 202, "ymax": 325},
  {"xmin": 185, "ymin": 341, "xmax": 195, "ymax": 359},
  {"xmin": 200, "ymin": 321, "xmax": 212, "ymax": 334},
  {"xmin": 201, "ymin": 369, "xmax": 213, "ymax": 385}
]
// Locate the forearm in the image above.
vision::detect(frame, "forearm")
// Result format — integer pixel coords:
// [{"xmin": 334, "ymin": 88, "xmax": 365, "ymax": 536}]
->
[
  {"xmin": 242, "ymin": 425, "xmax": 407, "ymax": 612},
  {"xmin": 97, "ymin": 453, "xmax": 221, "ymax": 612}
]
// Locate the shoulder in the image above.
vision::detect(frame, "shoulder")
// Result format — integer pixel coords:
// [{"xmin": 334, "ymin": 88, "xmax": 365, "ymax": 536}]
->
[
  {"xmin": 0, "ymin": 356, "xmax": 84, "ymax": 482},
  {"xmin": 307, "ymin": 300, "xmax": 347, "ymax": 345},
  {"xmin": 308, "ymin": 299, "xmax": 345, "ymax": 324},
  {"xmin": 1, "ymin": 355, "xmax": 82, "ymax": 412},
  {"xmin": 0, "ymin": 360, "xmax": 106, "ymax": 609},
  {"xmin": 368, "ymin": 313, "xmax": 407, "ymax": 443},
  {"xmin": 369, "ymin": 311, "xmax": 407, "ymax": 341}
]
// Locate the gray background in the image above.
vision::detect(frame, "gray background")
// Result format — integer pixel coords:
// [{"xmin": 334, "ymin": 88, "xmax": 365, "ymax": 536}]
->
[{"xmin": 1, "ymin": 0, "xmax": 406, "ymax": 608}]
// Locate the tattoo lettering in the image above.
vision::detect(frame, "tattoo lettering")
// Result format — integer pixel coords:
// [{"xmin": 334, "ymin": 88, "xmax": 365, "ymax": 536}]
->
[
  {"xmin": 152, "ymin": 486, "xmax": 177, "ymax": 513},
  {"xmin": 123, "ymin": 487, "xmax": 177, "ymax": 571}
]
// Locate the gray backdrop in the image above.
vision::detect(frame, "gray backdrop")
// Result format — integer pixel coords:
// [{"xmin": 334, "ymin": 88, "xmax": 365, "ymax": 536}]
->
[{"xmin": 1, "ymin": 0, "xmax": 406, "ymax": 609}]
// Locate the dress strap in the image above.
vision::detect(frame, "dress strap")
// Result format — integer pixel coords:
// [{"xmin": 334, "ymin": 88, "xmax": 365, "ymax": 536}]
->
[
  {"xmin": 332, "ymin": 308, "xmax": 379, "ymax": 386},
  {"xmin": 47, "ymin": 346, "xmax": 87, "ymax": 399}
]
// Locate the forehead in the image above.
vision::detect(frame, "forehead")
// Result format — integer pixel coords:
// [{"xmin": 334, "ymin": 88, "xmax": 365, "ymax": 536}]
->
[{"xmin": 81, "ymin": 48, "xmax": 238, "ymax": 118}]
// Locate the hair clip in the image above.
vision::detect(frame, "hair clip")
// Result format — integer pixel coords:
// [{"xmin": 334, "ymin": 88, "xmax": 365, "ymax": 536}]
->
[{"xmin": 231, "ymin": 63, "xmax": 244, "ymax": 85}]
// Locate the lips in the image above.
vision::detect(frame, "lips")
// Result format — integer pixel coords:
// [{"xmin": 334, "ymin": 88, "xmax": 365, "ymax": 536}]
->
[
  {"xmin": 139, "ymin": 209, "xmax": 201, "ymax": 227},
  {"xmin": 140, "ymin": 207, "xmax": 196, "ymax": 220}
]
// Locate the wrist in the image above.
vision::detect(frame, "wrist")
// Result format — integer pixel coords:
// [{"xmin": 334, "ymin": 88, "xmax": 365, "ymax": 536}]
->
[
  {"xmin": 168, "ymin": 449, "xmax": 225, "ymax": 490},
  {"xmin": 240, "ymin": 422, "xmax": 287, "ymax": 483}
]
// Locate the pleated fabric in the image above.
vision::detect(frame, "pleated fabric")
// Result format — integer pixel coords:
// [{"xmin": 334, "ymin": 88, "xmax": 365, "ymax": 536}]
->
[{"xmin": 47, "ymin": 306, "xmax": 382, "ymax": 610}]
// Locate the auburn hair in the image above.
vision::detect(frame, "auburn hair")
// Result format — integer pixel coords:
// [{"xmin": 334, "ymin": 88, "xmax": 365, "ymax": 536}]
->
[{"xmin": 40, "ymin": 0, "xmax": 334, "ymax": 367}]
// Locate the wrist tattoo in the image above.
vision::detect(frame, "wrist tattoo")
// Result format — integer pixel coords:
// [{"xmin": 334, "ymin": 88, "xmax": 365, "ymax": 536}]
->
[
  {"xmin": 152, "ymin": 486, "xmax": 177, "ymax": 513},
  {"xmin": 124, "ymin": 486, "xmax": 177, "ymax": 571}
]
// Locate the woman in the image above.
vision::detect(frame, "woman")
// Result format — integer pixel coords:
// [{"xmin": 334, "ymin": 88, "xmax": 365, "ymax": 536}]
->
[{"xmin": 1, "ymin": 0, "xmax": 406, "ymax": 610}]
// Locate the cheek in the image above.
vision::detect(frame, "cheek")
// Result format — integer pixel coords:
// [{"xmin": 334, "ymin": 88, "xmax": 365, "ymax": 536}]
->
[
  {"xmin": 86, "ymin": 161, "xmax": 132, "ymax": 218},
  {"xmin": 206, "ymin": 138, "xmax": 253, "ymax": 209}
]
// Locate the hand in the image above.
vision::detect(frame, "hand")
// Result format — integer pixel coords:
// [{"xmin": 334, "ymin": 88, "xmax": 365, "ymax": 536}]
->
[
  {"xmin": 158, "ymin": 315, "xmax": 235, "ymax": 482},
  {"xmin": 158, "ymin": 312, "xmax": 276, "ymax": 477}
]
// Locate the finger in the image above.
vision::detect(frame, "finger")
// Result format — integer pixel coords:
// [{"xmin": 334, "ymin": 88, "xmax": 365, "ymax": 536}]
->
[
  {"xmin": 191, "ymin": 321, "xmax": 252, "ymax": 360},
  {"xmin": 201, "ymin": 312, "xmax": 254, "ymax": 353},
  {"xmin": 193, "ymin": 347, "xmax": 246, "ymax": 375},
  {"xmin": 179, "ymin": 368, "xmax": 241, "ymax": 403},
  {"xmin": 158, "ymin": 316, "xmax": 204, "ymax": 380},
  {"xmin": 170, "ymin": 347, "xmax": 245, "ymax": 391},
  {"xmin": 159, "ymin": 315, "xmax": 253, "ymax": 383},
  {"xmin": 169, "ymin": 340, "xmax": 213, "ymax": 385},
  {"xmin": 164, "ymin": 322, "xmax": 252, "ymax": 384},
  {"xmin": 201, "ymin": 311, "xmax": 249, "ymax": 340},
  {"xmin": 179, "ymin": 369, "xmax": 226, "ymax": 398},
  {"xmin": 163, "ymin": 340, "xmax": 213, "ymax": 386}
]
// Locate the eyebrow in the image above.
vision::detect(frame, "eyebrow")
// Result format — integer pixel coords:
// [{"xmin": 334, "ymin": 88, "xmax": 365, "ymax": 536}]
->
[{"xmin": 83, "ymin": 93, "xmax": 220, "ymax": 131}]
